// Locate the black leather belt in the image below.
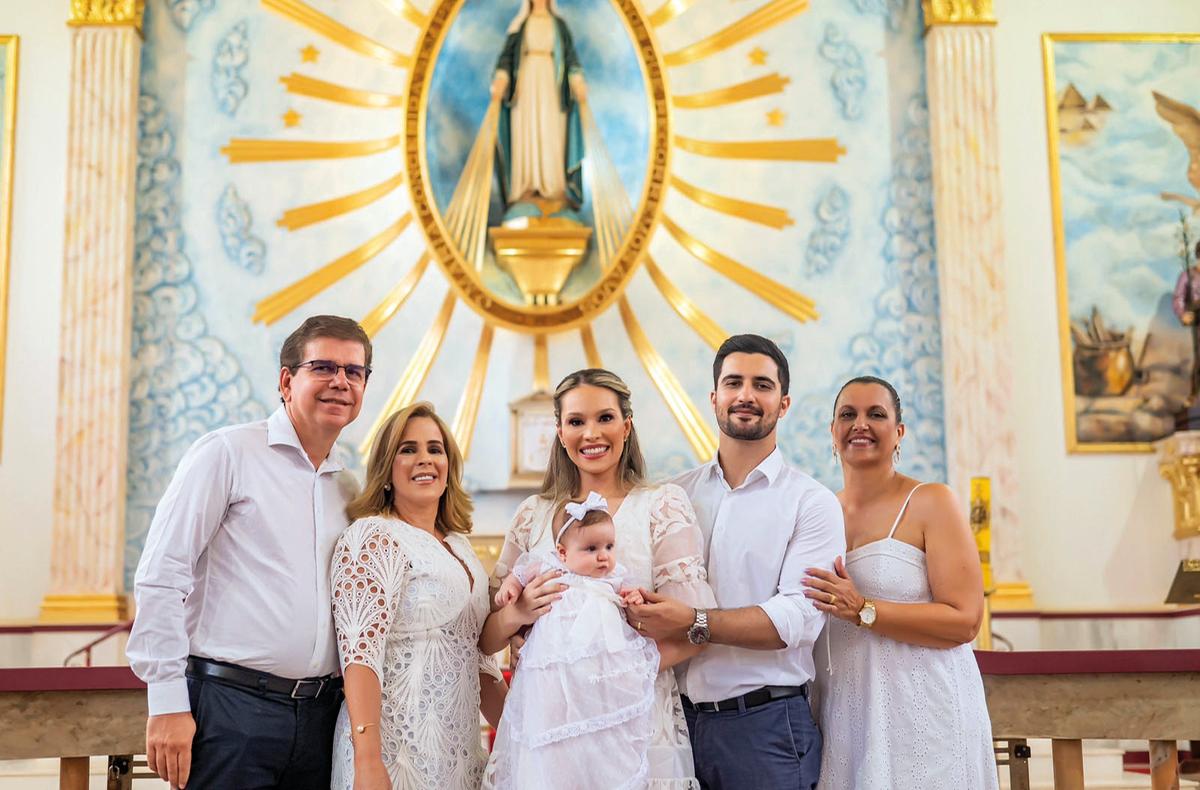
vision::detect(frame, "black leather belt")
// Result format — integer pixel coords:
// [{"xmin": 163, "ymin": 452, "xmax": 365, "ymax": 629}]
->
[
  {"xmin": 186, "ymin": 656, "xmax": 342, "ymax": 699},
  {"xmin": 681, "ymin": 684, "xmax": 807, "ymax": 713}
]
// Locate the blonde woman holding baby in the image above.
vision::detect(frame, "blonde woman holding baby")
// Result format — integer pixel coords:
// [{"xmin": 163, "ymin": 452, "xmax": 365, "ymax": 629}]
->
[{"xmin": 490, "ymin": 368, "xmax": 717, "ymax": 788}]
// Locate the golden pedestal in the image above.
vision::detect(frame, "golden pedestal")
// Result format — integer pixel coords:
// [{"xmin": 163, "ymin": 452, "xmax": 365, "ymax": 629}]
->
[
  {"xmin": 489, "ymin": 218, "xmax": 592, "ymax": 306},
  {"xmin": 1158, "ymin": 430, "xmax": 1200, "ymax": 540}
]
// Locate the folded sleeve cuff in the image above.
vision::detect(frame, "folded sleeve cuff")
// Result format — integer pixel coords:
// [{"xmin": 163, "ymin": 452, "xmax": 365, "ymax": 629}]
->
[
  {"xmin": 757, "ymin": 597, "xmax": 797, "ymax": 649},
  {"xmin": 147, "ymin": 678, "xmax": 191, "ymax": 716}
]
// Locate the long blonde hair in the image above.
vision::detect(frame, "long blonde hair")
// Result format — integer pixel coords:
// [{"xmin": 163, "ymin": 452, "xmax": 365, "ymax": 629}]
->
[
  {"xmin": 346, "ymin": 401, "xmax": 474, "ymax": 534},
  {"xmin": 540, "ymin": 369, "xmax": 646, "ymax": 511}
]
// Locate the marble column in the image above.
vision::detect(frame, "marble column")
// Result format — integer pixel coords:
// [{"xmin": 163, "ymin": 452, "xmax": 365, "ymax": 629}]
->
[
  {"xmin": 39, "ymin": 1, "xmax": 143, "ymax": 622},
  {"xmin": 922, "ymin": 0, "xmax": 1033, "ymax": 608}
]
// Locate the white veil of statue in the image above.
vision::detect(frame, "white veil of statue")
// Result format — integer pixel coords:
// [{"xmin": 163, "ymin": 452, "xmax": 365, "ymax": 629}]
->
[{"xmin": 506, "ymin": 0, "xmax": 562, "ymax": 34}]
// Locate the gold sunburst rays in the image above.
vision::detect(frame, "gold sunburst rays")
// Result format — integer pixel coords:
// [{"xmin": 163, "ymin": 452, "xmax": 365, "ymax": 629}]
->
[
  {"xmin": 254, "ymin": 214, "xmax": 413, "ymax": 325},
  {"xmin": 280, "ymin": 73, "xmax": 404, "ymax": 109},
  {"xmin": 277, "ymin": 171, "xmax": 405, "ymax": 230},
  {"xmin": 533, "ymin": 334, "xmax": 550, "ymax": 391},
  {"xmin": 359, "ymin": 290, "xmax": 458, "ymax": 454},
  {"xmin": 263, "ymin": 0, "xmax": 412, "ymax": 69},
  {"xmin": 374, "ymin": 0, "xmax": 428, "ymax": 29},
  {"xmin": 669, "ymin": 175, "xmax": 793, "ymax": 229},
  {"xmin": 451, "ymin": 322, "xmax": 494, "ymax": 458},
  {"xmin": 672, "ymin": 73, "xmax": 791, "ymax": 109},
  {"xmin": 359, "ymin": 252, "xmax": 431, "ymax": 337},
  {"xmin": 580, "ymin": 326, "xmax": 603, "ymax": 368},
  {"xmin": 661, "ymin": 214, "xmax": 819, "ymax": 323},
  {"xmin": 222, "ymin": 135, "xmax": 401, "ymax": 164},
  {"xmin": 642, "ymin": 255, "xmax": 728, "ymax": 350},
  {"xmin": 674, "ymin": 135, "xmax": 845, "ymax": 162},
  {"xmin": 649, "ymin": 0, "xmax": 698, "ymax": 28},
  {"xmin": 618, "ymin": 297, "xmax": 717, "ymax": 461},
  {"xmin": 663, "ymin": 0, "xmax": 809, "ymax": 68}
]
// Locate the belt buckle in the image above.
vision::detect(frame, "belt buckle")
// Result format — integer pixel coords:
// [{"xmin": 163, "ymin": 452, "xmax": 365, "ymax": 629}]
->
[{"xmin": 291, "ymin": 678, "xmax": 324, "ymax": 699}]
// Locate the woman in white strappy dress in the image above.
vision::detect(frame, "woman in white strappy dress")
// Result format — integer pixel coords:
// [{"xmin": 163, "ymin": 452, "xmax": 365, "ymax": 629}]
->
[
  {"xmin": 490, "ymin": 369, "xmax": 717, "ymax": 789},
  {"xmin": 803, "ymin": 376, "xmax": 999, "ymax": 789}
]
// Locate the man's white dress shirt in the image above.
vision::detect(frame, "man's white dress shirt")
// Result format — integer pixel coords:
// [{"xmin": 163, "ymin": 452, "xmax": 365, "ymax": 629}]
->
[
  {"xmin": 127, "ymin": 407, "xmax": 359, "ymax": 716},
  {"xmin": 673, "ymin": 447, "xmax": 846, "ymax": 703}
]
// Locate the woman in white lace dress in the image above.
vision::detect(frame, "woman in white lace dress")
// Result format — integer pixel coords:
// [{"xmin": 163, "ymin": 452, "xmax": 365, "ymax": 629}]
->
[
  {"xmin": 803, "ymin": 377, "xmax": 999, "ymax": 789},
  {"xmin": 330, "ymin": 402, "xmax": 560, "ymax": 790},
  {"xmin": 490, "ymin": 369, "xmax": 718, "ymax": 789}
]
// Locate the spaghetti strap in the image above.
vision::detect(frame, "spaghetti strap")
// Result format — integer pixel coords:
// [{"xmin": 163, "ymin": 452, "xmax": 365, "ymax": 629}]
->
[{"xmin": 887, "ymin": 483, "xmax": 928, "ymax": 539}]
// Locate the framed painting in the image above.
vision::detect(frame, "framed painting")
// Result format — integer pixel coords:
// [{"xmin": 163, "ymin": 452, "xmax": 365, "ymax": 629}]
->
[
  {"xmin": 1044, "ymin": 33, "xmax": 1200, "ymax": 452},
  {"xmin": 0, "ymin": 36, "xmax": 17, "ymax": 456}
]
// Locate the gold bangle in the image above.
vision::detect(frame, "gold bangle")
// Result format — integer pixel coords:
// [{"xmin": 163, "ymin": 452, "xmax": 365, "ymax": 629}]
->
[{"xmin": 354, "ymin": 722, "xmax": 378, "ymax": 735}]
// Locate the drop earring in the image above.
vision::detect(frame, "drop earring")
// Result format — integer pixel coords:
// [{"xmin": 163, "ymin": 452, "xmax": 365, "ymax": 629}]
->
[
  {"xmin": 831, "ymin": 445, "xmax": 840, "ymax": 466},
  {"xmin": 893, "ymin": 445, "xmax": 901, "ymax": 466}
]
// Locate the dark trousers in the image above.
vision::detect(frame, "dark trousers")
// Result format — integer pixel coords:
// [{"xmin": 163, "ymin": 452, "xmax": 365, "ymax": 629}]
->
[
  {"xmin": 685, "ymin": 694, "xmax": 822, "ymax": 790},
  {"xmin": 185, "ymin": 673, "xmax": 341, "ymax": 790}
]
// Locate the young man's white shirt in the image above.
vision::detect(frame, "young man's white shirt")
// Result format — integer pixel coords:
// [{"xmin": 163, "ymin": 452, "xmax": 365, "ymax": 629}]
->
[
  {"xmin": 127, "ymin": 407, "xmax": 358, "ymax": 715},
  {"xmin": 672, "ymin": 447, "xmax": 846, "ymax": 702}
]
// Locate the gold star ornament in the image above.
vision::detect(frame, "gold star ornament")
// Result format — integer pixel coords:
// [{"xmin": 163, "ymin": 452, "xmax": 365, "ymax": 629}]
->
[
  {"xmin": 282, "ymin": 109, "xmax": 302, "ymax": 128},
  {"xmin": 300, "ymin": 44, "xmax": 319, "ymax": 63},
  {"xmin": 748, "ymin": 47, "xmax": 768, "ymax": 66},
  {"xmin": 766, "ymin": 108, "xmax": 785, "ymax": 126}
]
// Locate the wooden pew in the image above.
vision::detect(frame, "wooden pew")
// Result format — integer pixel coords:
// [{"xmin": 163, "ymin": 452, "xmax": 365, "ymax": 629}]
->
[
  {"xmin": 0, "ymin": 666, "xmax": 146, "ymax": 789},
  {"xmin": 977, "ymin": 649, "xmax": 1200, "ymax": 790}
]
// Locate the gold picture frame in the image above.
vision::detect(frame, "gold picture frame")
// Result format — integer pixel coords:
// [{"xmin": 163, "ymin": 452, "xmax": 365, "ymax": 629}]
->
[
  {"xmin": 1044, "ymin": 33, "xmax": 1200, "ymax": 453},
  {"xmin": 0, "ymin": 36, "xmax": 18, "ymax": 457}
]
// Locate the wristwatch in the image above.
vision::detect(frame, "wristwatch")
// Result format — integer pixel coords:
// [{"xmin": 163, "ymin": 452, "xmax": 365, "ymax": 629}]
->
[
  {"xmin": 857, "ymin": 600, "xmax": 877, "ymax": 628},
  {"xmin": 687, "ymin": 608, "xmax": 710, "ymax": 645}
]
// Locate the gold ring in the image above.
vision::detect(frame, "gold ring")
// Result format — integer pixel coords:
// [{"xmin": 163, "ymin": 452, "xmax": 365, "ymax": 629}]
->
[{"xmin": 829, "ymin": 593, "xmax": 837, "ymax": 605}]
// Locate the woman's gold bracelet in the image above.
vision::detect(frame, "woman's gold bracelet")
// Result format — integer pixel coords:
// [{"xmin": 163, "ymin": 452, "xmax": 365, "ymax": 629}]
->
[{"xmin": 354, "ymin": 722, "xmax": 378, "ymax": 735}]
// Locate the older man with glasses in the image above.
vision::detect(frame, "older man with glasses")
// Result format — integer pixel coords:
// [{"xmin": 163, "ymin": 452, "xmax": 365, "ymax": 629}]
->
[{"xmin": 127, "ymin": 315, "xmax": 372, "ymax": 790}]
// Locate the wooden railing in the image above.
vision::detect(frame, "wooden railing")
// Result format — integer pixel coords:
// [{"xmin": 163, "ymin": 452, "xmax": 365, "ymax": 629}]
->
[
  {"xmin": 62, "ymin": 619, "xmax": 134, "ymax": 667},
  {"xmin": 977, "ymin": 649, "xmax": 1200, "ymax": 789}
]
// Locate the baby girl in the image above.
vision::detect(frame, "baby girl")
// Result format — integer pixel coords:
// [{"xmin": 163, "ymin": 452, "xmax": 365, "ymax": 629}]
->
[{"xmin": 483, "ymin": 492, "xmax": 683, "ymax": 790}]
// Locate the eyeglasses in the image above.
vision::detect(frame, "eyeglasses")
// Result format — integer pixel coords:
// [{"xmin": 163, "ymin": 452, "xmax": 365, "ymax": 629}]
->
[{"xmin": 294, "ymin": 359, "xmax": 371, "ymax": 385}]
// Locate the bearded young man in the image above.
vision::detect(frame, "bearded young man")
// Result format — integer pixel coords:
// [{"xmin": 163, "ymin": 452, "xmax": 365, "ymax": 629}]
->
[
  {"xmin": 127, "ymin": 315, "xmax": 372, "ymax": 790},
  {"xmin": 628, "ymin": 334, "xmax": 845, "ymax": 790}
]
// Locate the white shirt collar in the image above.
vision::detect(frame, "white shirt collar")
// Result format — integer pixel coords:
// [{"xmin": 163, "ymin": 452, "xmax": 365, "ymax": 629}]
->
[
  {"xmin": 267, "ymin": 406, "xmax": 344, "ymax": 473},
  {"xmin": 706, "ymin": 445, "xmax": 785, "ymax": 489}
]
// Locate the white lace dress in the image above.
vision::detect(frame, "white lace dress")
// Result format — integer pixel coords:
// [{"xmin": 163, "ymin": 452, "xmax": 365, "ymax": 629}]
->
[
  {"xmin": 491, "ymin": 484, "xmax": 718, "ymax": 789},
  {"xmin": 813, "ymin": 487, "xmax": 999, "ymax": 789},
  {"xmin": 330, "ymin": 515, "xmax": 501, "ymax": 790},
  {"xmin": 484, "ymin": 552, "xmax": 659, "ymax": 790}
]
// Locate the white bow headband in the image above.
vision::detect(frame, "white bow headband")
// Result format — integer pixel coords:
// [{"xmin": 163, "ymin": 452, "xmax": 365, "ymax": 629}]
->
[{"xmin": 555, "ymin": 491, "xmax": 609, "ymax": 544}]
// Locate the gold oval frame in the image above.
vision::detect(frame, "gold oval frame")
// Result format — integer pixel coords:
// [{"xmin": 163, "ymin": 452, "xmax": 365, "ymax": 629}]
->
[{"xmin": 406, "ymin": 0, "xmax": 670, "ymax": 334}]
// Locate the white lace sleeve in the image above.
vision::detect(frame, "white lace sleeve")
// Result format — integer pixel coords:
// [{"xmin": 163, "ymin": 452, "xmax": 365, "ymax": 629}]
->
[
  {"xmin": 650, "ymin": 484, "xmax": 718, "ymax": 608},
  {"xmin": 479, "ymin": 649, "xmax": 504, "ymax": 682},
  {"xmin": 331, "ymin": 519, "xmax": 408, "ymax": 680},
  {"xmin": 511, "ymin": 552, "xmax": 549, "ymax": 586},
  {"xmin": 490, "ymin": 495, "xmax": 543, "ymax": 593}
]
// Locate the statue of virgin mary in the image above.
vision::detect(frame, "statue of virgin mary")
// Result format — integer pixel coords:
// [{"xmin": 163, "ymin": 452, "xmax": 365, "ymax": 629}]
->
[{"xmin": 490, "ymin": 0, "xmax": 587, "ymax": 226}]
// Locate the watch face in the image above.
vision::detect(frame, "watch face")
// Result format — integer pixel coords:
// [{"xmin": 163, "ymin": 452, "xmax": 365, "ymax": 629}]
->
[
  {"xmin": 687, "ymin": 625, "xmax": 710, "ymax": 645},
  {"xmin": 860, "ymin": 604, "xmax": 876, "ymax": 626}
]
